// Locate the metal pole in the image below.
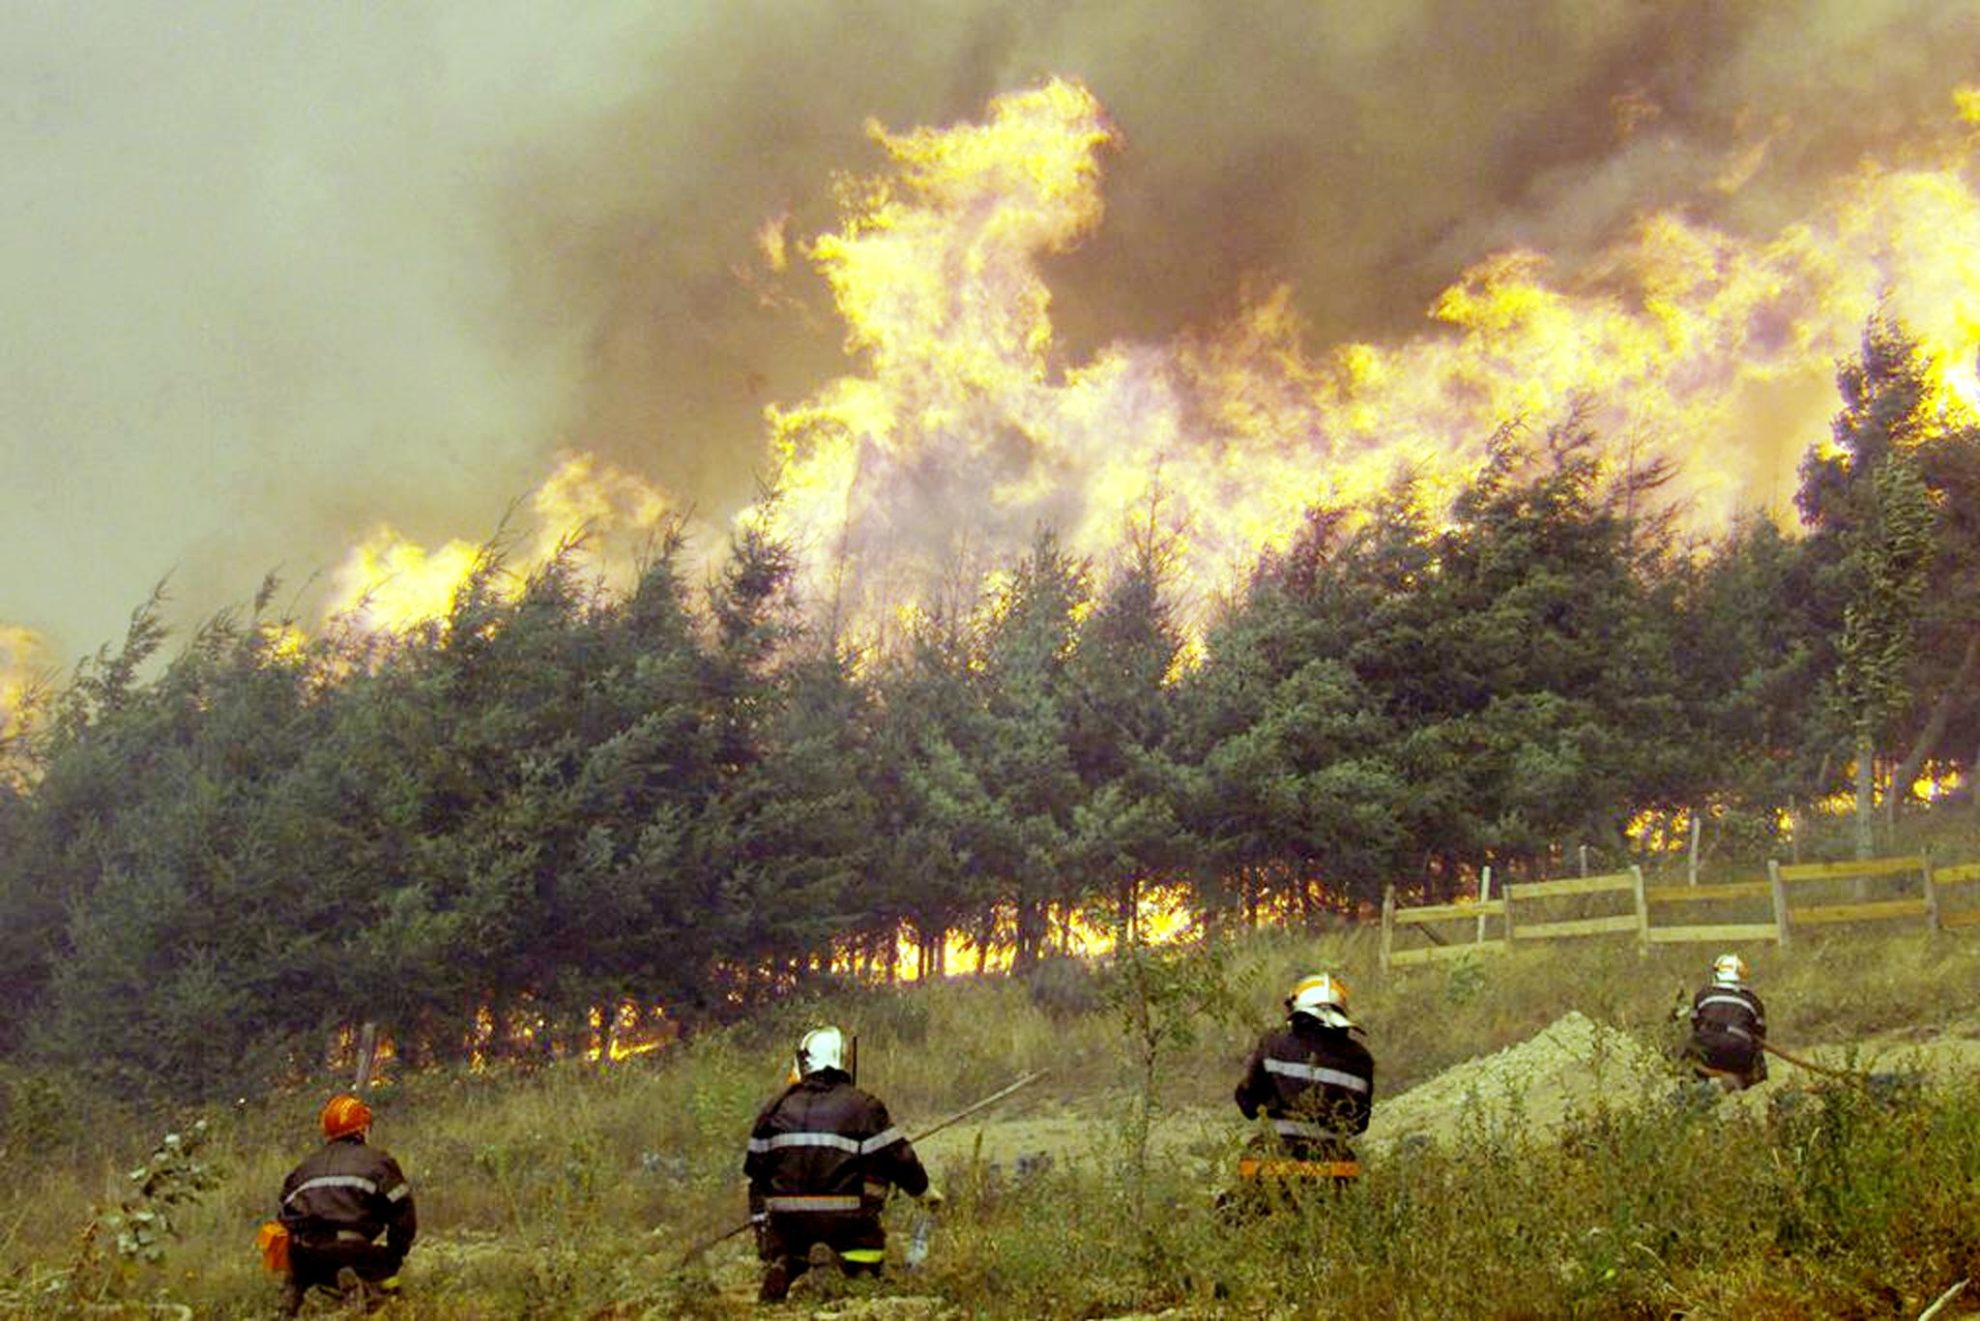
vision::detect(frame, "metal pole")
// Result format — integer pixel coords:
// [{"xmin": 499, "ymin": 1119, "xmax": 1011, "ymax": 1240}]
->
[{"xmin": 902, "ymin": 1070, "xmax": 1050, "ymax": 1145}]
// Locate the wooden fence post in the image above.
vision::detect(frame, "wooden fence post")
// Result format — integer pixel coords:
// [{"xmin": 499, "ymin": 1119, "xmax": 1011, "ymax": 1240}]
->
[
  {"xmin": 599, "ymin": 1008, "xmax": 620, "ymax": 1072},
  {"xmin": 1475, "ymin": 865, "xmax": 1493, "ymax": 946},
  {"xmin": 1767, "ymin": 860, "xmax": 1790, "ymax": 950},
  {"xmin": 1923, "ymin": 855, "xmax": 1941, "ymax": 934},
  {"xmin": 1379, "ymin": 885, "xmax": 1396, "ymax": 975},
  {"xmin": 1503, "ymin": 877, "xmax": 1519, "ymax": 944},
  {"xmin": 1687, "ymin": 812, "xmax": 1701, "ymax": 886},
  {"xmin": 1630, "ymin": 864, "xmax": 1649, "ymax": 951},
  {"xmin": 353, "ymin": 1022, "xmax": 378, "ymax": 1094}
]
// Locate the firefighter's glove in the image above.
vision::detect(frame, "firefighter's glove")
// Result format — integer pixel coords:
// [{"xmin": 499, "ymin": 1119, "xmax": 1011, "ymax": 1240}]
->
[{"xmin": 918, "ymin": 1187, "xmax": 945, "ymax": 1211}]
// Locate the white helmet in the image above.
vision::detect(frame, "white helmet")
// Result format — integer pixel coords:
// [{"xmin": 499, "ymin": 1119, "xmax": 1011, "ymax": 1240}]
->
[
  {"xmin": 1287, "ymin": 973, "xmax": 1353, "ymax": 1029},
  {"xmin": 1711, "ymin": 953, "xmax": 1748, "ymax": 988},
  {"xmin": 796, "ymin": 1026, "xmax": 846, "ymax": 1077}
]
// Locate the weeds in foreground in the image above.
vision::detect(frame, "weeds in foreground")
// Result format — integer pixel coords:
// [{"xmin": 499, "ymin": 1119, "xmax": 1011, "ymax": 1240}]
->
[
  {"xmin": 2, "ymin": 925, "xmax": 1978, "ymax": 1317},
  {"xmin": 908, "ymin": 1071, "xmax": 1980, "ymax": 1318},
  {"xmin": 0, "ymin": 1120, "xmax": 215, "ymax": 1319}
]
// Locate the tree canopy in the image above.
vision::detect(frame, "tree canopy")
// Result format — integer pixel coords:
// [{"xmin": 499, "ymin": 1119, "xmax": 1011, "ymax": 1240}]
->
[{"xmin": 3, "ymin": 316, "xmax": 1976, "ymax": 1097}]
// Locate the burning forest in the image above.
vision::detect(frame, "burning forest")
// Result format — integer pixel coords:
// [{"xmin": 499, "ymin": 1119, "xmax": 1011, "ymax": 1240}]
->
[{"xmin": 4, "ymin": 10, "xmax": 1980, "ymax": 1092}]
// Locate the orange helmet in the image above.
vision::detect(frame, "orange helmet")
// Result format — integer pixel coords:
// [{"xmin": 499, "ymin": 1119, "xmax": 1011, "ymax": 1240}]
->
[{"xmin": 320, "ymin": 1093, "xmax": 373, "ymax": 1140}]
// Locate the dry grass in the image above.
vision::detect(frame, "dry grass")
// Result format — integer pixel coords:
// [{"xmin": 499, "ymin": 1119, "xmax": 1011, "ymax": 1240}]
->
[{"xmin": 4, "ymin": 890, "xmax": 1980, "ymax": 1317}]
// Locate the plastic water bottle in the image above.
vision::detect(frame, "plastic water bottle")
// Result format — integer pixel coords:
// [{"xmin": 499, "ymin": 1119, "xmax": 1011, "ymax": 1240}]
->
[{"xmin": 904, "ymin": 1210, "xmax": 933, "ymax": 1270}]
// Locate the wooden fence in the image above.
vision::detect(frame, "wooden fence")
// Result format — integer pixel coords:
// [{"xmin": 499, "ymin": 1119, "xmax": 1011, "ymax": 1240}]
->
[{"xmin": 1380, "ymin": 854, "xmax": 1980, "ymax": 972}]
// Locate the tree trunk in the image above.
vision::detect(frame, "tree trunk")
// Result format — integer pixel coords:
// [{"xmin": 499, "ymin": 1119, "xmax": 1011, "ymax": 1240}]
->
[
  {"xmin": 1885, "ymin": 631, "xmax": 1980, "ymax": 826},
  {"xmin": 1014, "ymin": 898, "xmax": 1044, "ymax": 971},
  {"xmin": 1853, "ymin": 725, "xmax": 1877, "ymax": 861}
]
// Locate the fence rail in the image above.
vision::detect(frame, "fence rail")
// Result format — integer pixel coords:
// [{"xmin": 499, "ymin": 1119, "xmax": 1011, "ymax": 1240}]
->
[
  {"xmin": 1928, "ymin": 861, "xmax": 1980, "ymax": 930},
  {"xmin": 1381, "ymin": 853, "xmax": 1978, "ymax": 972}
]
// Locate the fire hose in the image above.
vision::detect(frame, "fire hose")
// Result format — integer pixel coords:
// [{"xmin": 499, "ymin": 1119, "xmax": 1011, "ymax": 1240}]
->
[
  {"xmin": 1760, "ymin": 1040, "xmax": 1856, "ymax": 1081},
  {"xmin": 674, "ymin": 1068, "xmax": 1050, "ymax": 1269},
  {"xmin": 1761, "ymin": 1040, "xmax": 1908, "ymax": 1104}
]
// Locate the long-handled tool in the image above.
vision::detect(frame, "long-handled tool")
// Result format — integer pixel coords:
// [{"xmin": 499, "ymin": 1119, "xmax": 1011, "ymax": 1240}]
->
[{"xmin": 674, "ymin": 1068, "xmax": 1050, "ymax": 1269}]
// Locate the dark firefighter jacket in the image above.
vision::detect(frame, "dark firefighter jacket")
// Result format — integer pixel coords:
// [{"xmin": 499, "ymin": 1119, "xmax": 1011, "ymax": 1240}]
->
[
  {"xmin": 1236, "ymin": 1018, "xmax": 1375, "ymax": 1158},
  {"xmin": 1690, "ymin": 983, "xmax": 1767, "ymax": 1081},
  {"xmin": 278, "ymin": 1135, "xmax": 417, "ymax": 1258},
  {"xmin": 745, "ymin": 1069, "xmax": 928, "ymax": 1224}
]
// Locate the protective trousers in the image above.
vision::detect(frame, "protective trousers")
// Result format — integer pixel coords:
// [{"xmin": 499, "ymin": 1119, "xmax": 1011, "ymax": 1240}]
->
[
  {"xmin": 757, "ymin": 1211, "xmax": 885, "ymax": 1301},
  {"xmin": 282, "ymin": 1242, "xmax": 403, "ymax": 1315}
]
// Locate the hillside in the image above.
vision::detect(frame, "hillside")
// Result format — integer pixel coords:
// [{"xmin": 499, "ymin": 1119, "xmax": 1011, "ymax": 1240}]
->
[{"xmin": 3, "ymin": 925, "xmax": 1978, "ymax": 1318}]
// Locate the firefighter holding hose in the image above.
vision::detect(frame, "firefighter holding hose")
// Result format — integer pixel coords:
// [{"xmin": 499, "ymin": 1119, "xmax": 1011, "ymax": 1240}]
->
[
  {"xmin": 1685, "ymin": 952, "xmax": 1768, "ymax": 1091},
  {"xmin": 1227, "ymin": 972, "xmax": 1375, "ymax": 1213},
  {"xmin": 744, "ymin": 1026, "xmax": 940, "ymax": 1302}
]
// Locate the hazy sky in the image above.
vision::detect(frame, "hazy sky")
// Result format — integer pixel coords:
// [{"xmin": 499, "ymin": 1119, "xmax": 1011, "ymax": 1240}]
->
[{"xmin": 5, "ymin": 0, "xmax": 1976, "ymax": 666}]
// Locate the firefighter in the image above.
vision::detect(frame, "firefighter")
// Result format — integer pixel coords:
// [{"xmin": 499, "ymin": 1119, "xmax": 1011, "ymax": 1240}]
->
[
  {"xmin": 1686, "ymin": 952, "xmax": 1768, "ymax": 1091},
  {"xmin": 744, "ymin": 1026, "xmax": 937, "ymax": 1303},
  {"xmin": 275, "ymin": 1093, "xmax": 417, "ymax": 1315},
  {"xmin": 1228, "ymin": 973, "xmax": 1374, "ymax": 1209}
]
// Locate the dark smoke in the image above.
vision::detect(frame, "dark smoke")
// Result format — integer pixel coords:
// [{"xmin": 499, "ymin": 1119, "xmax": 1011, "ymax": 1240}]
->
[{"xmin": 3, "ymin": 0, "xmax": 1974, "ymax": 660}]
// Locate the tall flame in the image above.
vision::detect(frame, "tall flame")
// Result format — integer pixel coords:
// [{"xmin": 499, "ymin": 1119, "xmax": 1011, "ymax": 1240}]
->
[{"xmin": 753, "ymin": 80, "xmax": 1980, "ymax": 634}]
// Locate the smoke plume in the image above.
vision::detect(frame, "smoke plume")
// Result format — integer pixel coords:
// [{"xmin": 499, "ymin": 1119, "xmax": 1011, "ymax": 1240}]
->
[{"xmin": 4, "ymin": 1, "xmax": 1977, "ymax": 664}]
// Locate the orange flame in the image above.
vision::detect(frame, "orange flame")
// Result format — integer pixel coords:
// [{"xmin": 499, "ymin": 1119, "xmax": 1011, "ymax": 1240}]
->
[
  {"xmin": 0, "ymin": 624, "xmax": 52, "ymax": 755},
  {"xmin": 750, "ymin": 80, "xmax": 1980, "ymax": 638},
  {"xmin": 321, "ymin": 453, "xmax": 686, "ymax": 634},
  {"xmin": 846, "ymin": 883, "xmax": 1200, "ymax": 983}
]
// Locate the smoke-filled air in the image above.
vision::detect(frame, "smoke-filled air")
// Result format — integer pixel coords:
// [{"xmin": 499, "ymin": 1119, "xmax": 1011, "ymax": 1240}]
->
[
  {"xmin": 18, "ymin": 11, "xmax": 1980, "ymax": 1317},
  {"xmin": 6, "ymin": 1, "xmax": 1980, "ymax": 678}
]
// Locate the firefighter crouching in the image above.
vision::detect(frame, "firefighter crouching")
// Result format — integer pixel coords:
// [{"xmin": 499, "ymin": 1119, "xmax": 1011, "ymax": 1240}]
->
[
  {"xmin": 745, "ymin": 1026, "xmax": 940, "ymax": 1303},
  {"xmin": 1228, "ymin": 973, "xmax": 1374, "ymax": 1208},
  {"xmin": 274, "ymin": 1093, "xmax": 416, "ymax": 1315},
  {"xmin": 1686, "ymin": 952, "xmax": 1767, "ymax": 1091}
]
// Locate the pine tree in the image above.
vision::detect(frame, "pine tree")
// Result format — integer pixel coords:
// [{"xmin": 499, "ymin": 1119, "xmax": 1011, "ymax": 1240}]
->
[{"xmin": 1797, "ymin": 317, "xmax": 1948, "ymax": 855}]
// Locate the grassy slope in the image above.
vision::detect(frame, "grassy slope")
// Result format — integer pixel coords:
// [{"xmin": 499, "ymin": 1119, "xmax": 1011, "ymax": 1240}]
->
[{"xmin": 5, "ymin": 829, "xmax": 1980, "ymax": 1316}]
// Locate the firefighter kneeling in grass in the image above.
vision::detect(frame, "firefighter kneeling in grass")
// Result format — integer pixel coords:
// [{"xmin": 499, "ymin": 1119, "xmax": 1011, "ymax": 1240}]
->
[
  {"xmin": 1685, "ymin": 952, "xmax": 1768, "ymax": 1092},
  {"xmin": 1225, "ymin": 973, "xmax": 1374, "ymax": 1215},
  {"xmin": 745, "ymin": 1026, "xmax": 939, "ymax": 1303},
  {"xmin": 270, "ymin": 1093, "xmax": 416, "ymax": 1315}
]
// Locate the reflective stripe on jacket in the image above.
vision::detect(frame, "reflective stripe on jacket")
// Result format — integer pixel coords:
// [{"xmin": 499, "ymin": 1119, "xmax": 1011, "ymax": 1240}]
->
[
  {"xmin": 1690, "ymin": 982, "xmax": 1766, "ymax": 1077},
  {"xmin": 1691, "ymin": 985, "xmax": 1765, "ymax": 1042},
  {"xmin": 744, "ymin": 1070, "xmax": 929, "ymax": 1215},
  {"xmin": 278, "ymin": 1136, "xmax": 417, "ymax": 1255},
  {"xmin": 1235, "ymin": 1021, "xmax": 1375, "ymax": 1143}
]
